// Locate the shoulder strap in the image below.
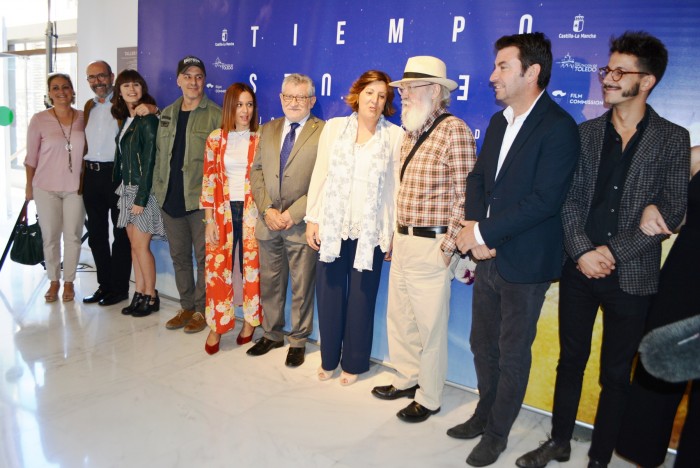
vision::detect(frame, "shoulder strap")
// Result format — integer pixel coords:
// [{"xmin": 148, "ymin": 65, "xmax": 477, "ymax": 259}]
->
[{"xmin": 400, "ymin": 113, "xmax": 452, "ymax": 182}]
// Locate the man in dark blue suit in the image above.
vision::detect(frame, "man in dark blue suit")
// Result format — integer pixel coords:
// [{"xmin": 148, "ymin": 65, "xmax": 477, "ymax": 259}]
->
[{"xmin": 450, "ymin": 33, "xmax": 579, "ymax": 467}]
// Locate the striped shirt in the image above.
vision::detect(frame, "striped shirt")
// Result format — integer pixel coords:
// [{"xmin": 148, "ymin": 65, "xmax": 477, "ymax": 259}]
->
[{"xmin": 396, "ymin": 106, "xmax": 476, "ymax": 255}]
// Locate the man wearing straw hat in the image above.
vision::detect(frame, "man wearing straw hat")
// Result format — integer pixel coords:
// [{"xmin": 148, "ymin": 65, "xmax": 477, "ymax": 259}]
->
[{"xmin": 371, "ymin": 56, "xmax": 476, "ymax": 423}]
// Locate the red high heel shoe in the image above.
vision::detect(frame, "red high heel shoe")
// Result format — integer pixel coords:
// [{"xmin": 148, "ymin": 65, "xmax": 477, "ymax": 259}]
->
[
  {"xmin": 205, "ymin": 332, "xmax": 221, "ymax": 355},
  {"xmin": 236, "ymin": 326, "xmax": 255, "ymax": 345}
]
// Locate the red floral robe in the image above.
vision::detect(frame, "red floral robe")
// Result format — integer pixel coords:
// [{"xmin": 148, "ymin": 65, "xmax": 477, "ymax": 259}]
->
[{"xmin": 200, "ymin": 129, "xmax": 262, "ymax": 333}]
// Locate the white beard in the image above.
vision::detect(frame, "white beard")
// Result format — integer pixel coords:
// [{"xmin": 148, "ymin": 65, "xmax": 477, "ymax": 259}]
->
[{"xmin": 401, "ymin": 93, "xmax": 433, "ymax": 132}]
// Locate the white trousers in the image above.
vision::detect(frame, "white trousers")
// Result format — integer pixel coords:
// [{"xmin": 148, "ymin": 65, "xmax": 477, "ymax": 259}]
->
[
  {"xmin": 386, "ymin": 231, "xmax": 456, "ymax": 410},
  {"xmin": 33, "ymin": 187, "xmax": 85, "ymax": 282}
]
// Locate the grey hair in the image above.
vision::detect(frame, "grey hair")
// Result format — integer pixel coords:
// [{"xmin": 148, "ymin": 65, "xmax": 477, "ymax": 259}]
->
[
  {"xmin": 281, "ymin": 73, "xmax": 316, "ymax": 97},
  {"xmin": 439, "ymin": 84, "xmax": 451, "ymax": 107}
]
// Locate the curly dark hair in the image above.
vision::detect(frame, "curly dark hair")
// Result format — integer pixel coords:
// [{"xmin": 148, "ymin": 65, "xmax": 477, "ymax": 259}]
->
[{"xmin": 610, "ymin": 31, "xmax": 668, "ymax": 93}]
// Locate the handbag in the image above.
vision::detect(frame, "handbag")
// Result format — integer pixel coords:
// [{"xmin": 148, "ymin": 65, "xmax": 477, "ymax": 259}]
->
[{"xmin": 10, "ymin": 200, "xmax": 44, "ymax": 266}]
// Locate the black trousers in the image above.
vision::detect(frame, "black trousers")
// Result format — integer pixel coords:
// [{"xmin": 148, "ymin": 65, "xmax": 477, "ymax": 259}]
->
[
  {"xmin": 83, "ymin": 163, "xmax": 132, "ymax": 294},
  {"xmin": 552, "ymin": 260, "xmax": 649, "ymax": 463}
]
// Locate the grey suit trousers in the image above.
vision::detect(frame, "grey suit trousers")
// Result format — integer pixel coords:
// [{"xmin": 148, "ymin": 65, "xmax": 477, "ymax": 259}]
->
[{"xmin": 258, "ymin": 233, "xmax": 317, "ymax": 347}]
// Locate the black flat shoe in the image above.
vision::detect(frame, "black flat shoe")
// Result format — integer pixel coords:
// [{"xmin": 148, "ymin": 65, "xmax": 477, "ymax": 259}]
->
[
  {"xmin": 371, "ymin": 384, "xmax": 419, "ymax": 400},
  {"xmin": 396, "ymin": 401, "xmax": 439, "ymax": 423},
  {"xmin": 83, "ymin": 288, "xmax": 108, "ymax": 304},
  {"xmin": 121, "ymin": 292, "xmax": 144, "ymax": 315},
  {"xmin": 99, "ymin": 291, "xmax": 130, "ymax": 306},
  {"xmin": 285, "ymin": 347, "xmax": 305, "ymax": 367},
  {"xmin": 246, "ymin": 337, "xmax": 284, "ymax": 356}
]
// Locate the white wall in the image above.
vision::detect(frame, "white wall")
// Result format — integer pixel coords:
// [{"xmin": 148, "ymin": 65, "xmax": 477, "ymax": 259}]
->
[{"xmin": 77, "ymin": 0, "xmax": 138, "ymax": 101}]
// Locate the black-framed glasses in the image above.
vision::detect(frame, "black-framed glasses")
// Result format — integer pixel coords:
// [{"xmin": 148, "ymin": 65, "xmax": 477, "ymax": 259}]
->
[
  {"xmin": 397, "ymin": 83, "xmax": 434, "ymax": 97},
  {"xmin": 281, "ymin": 94, "xmax": 310, "ymax": 104},
  {"xmin": 597, "ymin": 66, "xmax": 650, "ymax": 82},
  {"xmin": 86, "ymin": 73, "xmax": 110, "ymax": 82}
]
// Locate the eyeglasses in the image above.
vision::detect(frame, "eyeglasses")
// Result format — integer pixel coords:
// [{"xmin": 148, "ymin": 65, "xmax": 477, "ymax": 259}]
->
[
  {"xmin": 397, "ymin": 83, "xmax": 434, "ymax": 97},
  {"xmin": 281, "ymin": 94, "xmax": 311, "ymax": 104},
  {"xmin": 597, "ymin": 66, "xmax": 650, "ymax": 82},
  {"xmin": 86, "ymin": 73, "xmax": 110, "ymax": 82}
]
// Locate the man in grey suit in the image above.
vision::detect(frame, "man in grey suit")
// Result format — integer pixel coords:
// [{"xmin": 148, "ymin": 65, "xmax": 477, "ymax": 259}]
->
[
  {"xmin": 248, "ymin": 73, "xmax": 325, "ymax": 367},
  {"xmin": 516, "ymin": 31, "xmax": 690, "ymax": 468}
]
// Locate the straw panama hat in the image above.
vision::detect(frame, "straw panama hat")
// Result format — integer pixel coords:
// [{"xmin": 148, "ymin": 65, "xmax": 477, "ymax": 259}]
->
[{"xmin": 389, "ymin": 55, "xmax": 458, "ymax": 91}]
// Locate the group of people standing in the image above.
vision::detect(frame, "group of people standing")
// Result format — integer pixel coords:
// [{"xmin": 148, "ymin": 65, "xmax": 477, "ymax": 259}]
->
[{"xmin": 23, "ymin": 28, "xmax": 696, "ymax": 468}]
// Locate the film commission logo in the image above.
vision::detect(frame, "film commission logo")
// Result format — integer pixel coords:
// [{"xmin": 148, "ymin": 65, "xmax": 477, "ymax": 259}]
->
[
  {"xmin": 552, "ymin": 89, "xmax": 603, "ymax": 106},
  {"xmin": 559, "ymin": 14, "xmax": 596, "ymax": 39}
]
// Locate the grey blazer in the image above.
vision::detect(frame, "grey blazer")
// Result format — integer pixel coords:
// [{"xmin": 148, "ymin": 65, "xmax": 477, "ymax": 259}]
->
[
  {"xmin": 562, "ymin": 106, "xmax": 690, "ymax": 295},
  {"xmin": 250, "ymin": 114, "xmax": 325, "ymax": 243}
]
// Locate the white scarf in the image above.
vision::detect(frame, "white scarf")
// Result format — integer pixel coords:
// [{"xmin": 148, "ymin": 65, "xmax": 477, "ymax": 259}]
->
[{"xmin": 319, "ymin": 113, "xmax": 392, "ymax": 271}]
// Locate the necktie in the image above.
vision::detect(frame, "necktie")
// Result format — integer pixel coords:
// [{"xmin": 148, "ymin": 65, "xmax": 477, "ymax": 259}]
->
[{"xmin": 280, "ymin": 122, "xmax": 300, "ymax": 182}]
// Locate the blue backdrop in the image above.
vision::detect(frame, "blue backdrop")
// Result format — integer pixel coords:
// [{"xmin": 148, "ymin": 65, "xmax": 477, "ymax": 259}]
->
[{"xmin": 138, "ymin": 0, "xmax": 700, "ymax": 392}]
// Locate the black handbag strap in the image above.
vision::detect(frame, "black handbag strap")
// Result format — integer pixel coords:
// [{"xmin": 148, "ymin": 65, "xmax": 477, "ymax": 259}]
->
[
  {"xmin": 19, "ymin": 200, "xmax": 29, "ymax": 225},
  {"xmin": 400, "ymin": 113, "xmax": 452, "ymax": 182}
]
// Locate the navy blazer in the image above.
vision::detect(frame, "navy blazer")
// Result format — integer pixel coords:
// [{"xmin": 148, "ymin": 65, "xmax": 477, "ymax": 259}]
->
[{"xmin": 465, "ymin": 92, "xmax": 579, "ymax": 283}]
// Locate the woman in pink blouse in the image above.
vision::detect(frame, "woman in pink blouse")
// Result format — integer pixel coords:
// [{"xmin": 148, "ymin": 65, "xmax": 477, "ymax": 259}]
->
[{"xmin": 24, "ymin": 73, "xmax": 86, "ymax": 302}]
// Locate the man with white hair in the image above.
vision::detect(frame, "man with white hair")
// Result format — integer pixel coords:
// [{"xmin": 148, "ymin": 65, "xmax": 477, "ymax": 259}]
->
[{"xmin": 371, "ymin": 56, "xmax": 476, "ymax": 423}]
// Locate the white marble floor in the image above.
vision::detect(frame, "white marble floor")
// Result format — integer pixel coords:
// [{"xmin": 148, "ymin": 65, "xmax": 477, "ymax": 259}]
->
[{"xmin": 0, "ymin": 242, "xmax": 674, "ymax": 468}]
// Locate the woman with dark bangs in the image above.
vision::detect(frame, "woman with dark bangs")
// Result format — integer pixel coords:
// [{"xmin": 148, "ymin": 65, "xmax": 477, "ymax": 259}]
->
[{"xmin": 111, "ymin": 69, "xmax": 165, "ymax": 317}]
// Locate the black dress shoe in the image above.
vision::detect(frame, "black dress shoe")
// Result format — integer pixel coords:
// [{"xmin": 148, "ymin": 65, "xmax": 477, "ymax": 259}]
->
[
  {"xmin": 515, "ymin": 438, "xmax": 571, "ymax": 468},
  {"xmin": 447, "ymin": 414, "xmax": 486, "ymax": 439},
  {"xmin": 83, "ymin": 288, "xmax": 108, "ymax": 303},
  {"xmin": 588, "ymin": 459, "xmax": 607, "ymax": 468},
  {"xmin": 246, "ymin": 337, "xmax": 284, "ymax": 356},
  {"xmin": 285, "ymin": 347, "xmax": 305, "ymax": 367},
  {"xmin": 121, "ymin": 292, "xmax": 144, "ymax": 316},
  {"xmin": 371, "ymin": 384, "xmax": 419, "ymax": 400},
  {"xmin": 99, "ymin": 291, "xmax": 130, "ymax": 306},
  {"xmin": 396, "ymin": 400, "xmax": 440, "ymax": 423},
  {"xmin": 467, "ymin": 434, "xmax": 507, "ymax": 467}
]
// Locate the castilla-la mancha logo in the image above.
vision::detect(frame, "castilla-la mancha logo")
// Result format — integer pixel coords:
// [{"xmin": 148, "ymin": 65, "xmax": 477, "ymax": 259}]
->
[
  {"xmin": 573, "ymin": 14, "xmax": 584, "ymax": 33},
  {"xmin": 215, "ymin": 28, "xmax": 235, "ymax": 47}
]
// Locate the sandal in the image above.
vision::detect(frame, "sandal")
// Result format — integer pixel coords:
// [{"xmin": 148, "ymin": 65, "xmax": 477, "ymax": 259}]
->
[
  {"xmin": 339, "ymin": 371, "xmax": 358, "ymax": 386},
  {"xmin": 45, "ymin": 281, "xmax": 60, "ymax": 302},
  {"xmin": 317, "ymin": 365, "xmax": 334, "ymax": 381},
  {"xmin": 62, "ymin": 282, "xmax": 75, "ymax": 302}
]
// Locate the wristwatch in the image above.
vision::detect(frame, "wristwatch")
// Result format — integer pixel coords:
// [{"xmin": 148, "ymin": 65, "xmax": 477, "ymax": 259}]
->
[{"xmin": 261, "ymin": 204, "xmax": 273, "ymax": 217}]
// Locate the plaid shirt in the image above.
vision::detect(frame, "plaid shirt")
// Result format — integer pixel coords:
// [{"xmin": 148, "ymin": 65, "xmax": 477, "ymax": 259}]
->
[{"xmin": 397, "ymin": 106, "xmax": 476, "ymax": 255}]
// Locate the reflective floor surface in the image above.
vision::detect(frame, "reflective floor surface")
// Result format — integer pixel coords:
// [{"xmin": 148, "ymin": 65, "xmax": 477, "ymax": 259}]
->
[{"xmin": 0, "ymin": 233, "xmax": 673, "ymax": 467}]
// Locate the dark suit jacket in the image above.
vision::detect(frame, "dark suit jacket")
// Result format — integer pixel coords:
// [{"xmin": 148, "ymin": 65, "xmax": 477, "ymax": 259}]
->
[
  {"xmin": 250, "ymin": 114, "xmax": 325, "ymax": 243},
  {"xmin": 465, "ymin": 92, "xmax": 579, "ymax": 283},
  {"xmin": 562, "ymin": 106, "xmax": 690, "ymax": 296}
]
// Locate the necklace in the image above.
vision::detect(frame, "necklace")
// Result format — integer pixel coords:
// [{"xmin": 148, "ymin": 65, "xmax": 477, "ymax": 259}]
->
[{"xmin": 51, "ymin": 108, "xmax": 76, "ymax": 172}]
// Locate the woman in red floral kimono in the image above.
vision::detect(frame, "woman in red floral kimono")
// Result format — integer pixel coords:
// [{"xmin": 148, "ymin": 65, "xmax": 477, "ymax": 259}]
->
[{"xmin": 200, "ymin": 83, "xmax": 262, "ymax": 355}]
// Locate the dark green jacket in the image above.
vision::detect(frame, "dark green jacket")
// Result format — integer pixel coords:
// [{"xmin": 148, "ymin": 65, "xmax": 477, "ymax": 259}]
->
[
  {"xmin": 153, "ymin": 95, "xmax": 222, "ymax": 210},
  {"xmin": 113, "ymin": 114, "xmax": 159, "ymax": 207}
]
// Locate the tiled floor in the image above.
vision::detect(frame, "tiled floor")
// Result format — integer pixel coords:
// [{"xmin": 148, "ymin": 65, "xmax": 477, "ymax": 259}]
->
[{"xmin": 0, "ymin": 199, "xmax": 675, "ymax": 467}]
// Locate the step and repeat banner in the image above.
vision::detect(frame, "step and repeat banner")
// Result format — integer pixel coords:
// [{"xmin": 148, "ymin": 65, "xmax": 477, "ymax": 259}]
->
[{"xmin": 138, "ymin": 0, "xmax": 700, "ymax": 428}]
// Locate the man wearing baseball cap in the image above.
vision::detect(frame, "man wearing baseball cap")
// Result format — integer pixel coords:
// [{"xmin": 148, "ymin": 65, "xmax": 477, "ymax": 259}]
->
[
  {"xmin": 371, "ymin": 56, "xmax": 476, "ymax": 423},
  {"xmin": 153, "ymin": 55, "xmax": 222, "ymax": 333}
]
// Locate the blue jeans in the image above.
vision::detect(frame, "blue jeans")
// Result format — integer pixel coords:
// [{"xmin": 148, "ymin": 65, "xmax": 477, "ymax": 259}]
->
[{"xmin": 230, "ymin": 201, "xmax": 243, "ymax": 274}]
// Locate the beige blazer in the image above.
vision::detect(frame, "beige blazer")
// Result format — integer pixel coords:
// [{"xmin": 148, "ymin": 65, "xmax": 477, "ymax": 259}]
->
[{"xmin": 250, "ymin": 114, "xmax": 325, "ymax": 242}]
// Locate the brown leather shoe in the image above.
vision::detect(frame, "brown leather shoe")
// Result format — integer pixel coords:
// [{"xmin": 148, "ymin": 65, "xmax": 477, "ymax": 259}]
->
[
  {"xmin": 183, "ymin": 312, "xmax": 207, "ymax": 334},
  {"xmin": 165, "ymin": 309, "xmax": 195, "ymax": 330}
]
